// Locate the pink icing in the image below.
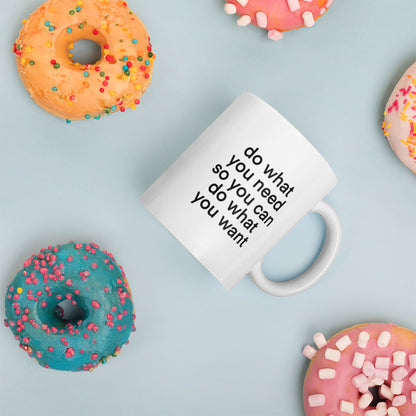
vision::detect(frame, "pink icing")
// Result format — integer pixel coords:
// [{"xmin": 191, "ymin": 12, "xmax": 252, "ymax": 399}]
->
[
  {"xmin": 303, "ymin": 323, "xmax": 416, "ymax": 416},
  {"xmin": 225, "ymin": 0, "xmax": 333, "ymax": 34}
]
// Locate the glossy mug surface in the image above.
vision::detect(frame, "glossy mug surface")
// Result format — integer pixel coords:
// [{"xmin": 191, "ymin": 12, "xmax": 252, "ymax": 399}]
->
[{"xmin": 141, "ymin": 93, "xmax": 342, "ymax": 296}]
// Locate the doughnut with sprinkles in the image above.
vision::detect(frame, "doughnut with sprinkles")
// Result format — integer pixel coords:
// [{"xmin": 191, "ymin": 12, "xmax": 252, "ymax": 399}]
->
[
  {"xmin": 4, "ymin": 242, "xmax": 135, "ymax": 372},
  {"xmin": 383, "ymin": 61, "xmax": 416, "ymax": 174},
  {"xmin": 13, "ymin": 0, "xmax": 155, "ymax": 122}
]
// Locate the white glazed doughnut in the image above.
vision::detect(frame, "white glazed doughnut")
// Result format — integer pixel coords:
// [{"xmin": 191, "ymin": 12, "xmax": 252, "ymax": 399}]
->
[{"xmin": 383, "ymin": 61, "xmax": 416, "ymax": 174}]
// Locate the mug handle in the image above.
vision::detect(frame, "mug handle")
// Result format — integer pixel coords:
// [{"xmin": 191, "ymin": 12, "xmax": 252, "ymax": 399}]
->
[{"xmin": 248, "ymin": 200, "xmax": 342, "ymax": 297}]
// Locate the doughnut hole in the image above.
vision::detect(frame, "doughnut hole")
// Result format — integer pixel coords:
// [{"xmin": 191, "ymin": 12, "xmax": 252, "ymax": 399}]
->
[
  {"xmin": 54, "ymin": 25, "xmax": 107, "ymax": 69},
  {"xmin": 37, "ymin": 296, "xmax": 87, "ymax": 330},
  {"xmin": 368, "ymin": 386, "xmax": 386, "ymax": 408},
  {"xmin": 69, "ymin": 39, "xmax": 102, "ymax": 65},
  {"xmin": 55, "ymin": 299, "xmax": 85, "ymax": 324}
]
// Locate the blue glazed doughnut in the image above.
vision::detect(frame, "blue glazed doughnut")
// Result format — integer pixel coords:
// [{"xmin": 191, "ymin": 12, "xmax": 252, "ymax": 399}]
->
[{"xmin": 4, "ymin": 242, "xmax": 135, "ymax": 371}]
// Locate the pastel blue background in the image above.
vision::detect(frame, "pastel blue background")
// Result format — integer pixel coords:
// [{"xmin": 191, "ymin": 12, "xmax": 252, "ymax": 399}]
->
[{"xmin": 1, "ymin": 0, "xmax": 416, "ymax": 415}]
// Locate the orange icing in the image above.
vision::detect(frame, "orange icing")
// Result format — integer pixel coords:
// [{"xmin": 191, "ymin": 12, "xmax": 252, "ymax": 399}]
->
[{"xmin": 13, "ymin": 0, "xmax": 155, "ymax": 121}]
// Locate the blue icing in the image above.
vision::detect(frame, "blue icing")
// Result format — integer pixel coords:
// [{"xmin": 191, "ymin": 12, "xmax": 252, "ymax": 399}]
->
[{"xmin": 4, "ymin": 242, "xmax": 135, "ymax": 371}]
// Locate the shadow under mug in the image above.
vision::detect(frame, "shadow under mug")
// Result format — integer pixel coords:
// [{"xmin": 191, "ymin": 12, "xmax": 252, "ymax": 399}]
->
[{"xmin": 141, "ymin": 93, "xmax": 342, "ymax": 297}]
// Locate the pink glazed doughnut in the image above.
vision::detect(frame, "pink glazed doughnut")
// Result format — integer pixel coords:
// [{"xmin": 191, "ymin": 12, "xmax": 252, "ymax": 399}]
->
[
  {"xmin": 383, "ymin": 62, "xmax": 416, "ymax": 174},
  {"xmin": 302, "ymin": 323, "xmax": 416, "ymax": 416},
  {"xmin": 223, "ymin": 0, "xmax": 334, "ymax": 41}
]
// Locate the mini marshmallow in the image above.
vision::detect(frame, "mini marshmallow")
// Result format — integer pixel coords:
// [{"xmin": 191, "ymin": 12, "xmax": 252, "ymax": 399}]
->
[
  {"xmin": 352, "ymin": 373, "xmax": 368, "ymax": 388},
  {"xmin": 256, "ymin": 12, "xmax": 267, "ymax": 28},
  {"xmin": 380, "ymin": 384, "xmax": 394, "ymax": 401},
  {"xmin": 359, "ymin": 382, "xmax": 370, "ymax": 393},
  {"xmin": 392, "ymin": 395, "xmax": 406, "ymax": 407},
  {"xmin": 392, "ymin": 366, "xmax": 408, "ymax": 381},
  {"xmin": 390, "ymin": 380, "xmax": 403, "ymax": 395},
  {"xmin": 336, "ymin": 335, "xmax": 352, "ymax": 351},
  {"xmin": 392, "ymin": 351, "xmax": 406, "ymax": 366},
  {"xmin": 313, "ymin": 332, "xmax": 327, "ymax": 349},
  {"xmin": 302, "ymin": 11, "xmax": 315, "ymax": 28},
  {"xmin": 409, "ymin": 354, "xmax": 416, "ymax": 369},
  {"xmin": 377, "ymin": 402, "xmax": 388, "ymax": 416},
  {"xmin": 302, "ymin": 345, "xmax": 317, "ymax": 360},
  {"xmin": 237, "ymin": 15, "xmax": 251, "ymax": 26},
  {"xmin": 364, "ymin": 411, "xmax": 379, "ymax": 416},
  {"xmin": 224, "ymin": 3, "xmax": 237, "ymax": 14},
  {"xmin": 363, "ymin": 361, "xmax": 376, "ymax": 377},
  {"xmin": 286, "ymin": 0, "xmax": 300, "ymax": 12},
  {"xmin": 376, "ymin": 402, "xmax": 387, "ymax": 415},
  {"xmin": 358, "ymin": 331, "xmax": 370, "ymax": 348},
  {"xmin": 409, "ymin": 370, "xmax": 416, "ymax": 386},
  {"xmin": 369, "ymin": 377, "xmax": 384, "ymax": 386},
  {"xmin": 374, "ymin": 368, "xmax": 389, "ymax": 380},
  {"xmin": 267, "ymin": 30, "xmax": 283, "ymax": 41},
  {"xmin": 387, "ymin": 407, "xmax": 400, "ymax": 416},
  {"xmin": 411, "ymin": 391, "xmax": 416, "ymax": 404},
  {"xmin": 325, "ymin": 348, "xmax": 341, "ymax": 362},
  {"xmin": 358, "ymin": 392, "xmax": 373, "ymax": 409},
  {"xmin": 319, "ymin": 368, "xmax": 336, "ymax": 380},
  {"xmin": 340, "ymin": 400, "xmax": 354, "ymax": 414},
  {"xmin": 377, "ymin": 331, "xmax": 391, "ymax": 348},
  {"xmin": 375, "ymin": 357, "xmax": 390, "ymax": 369},
  {"xmin": 308, "ymin": 394, "xmax": 325, "ymax": 407},
  {"xmin": 235, "ymin": 0, "xmax": 248, "ymax": 6},
  {"xmin": 352, "ymin": 352, "xmax": 366, "ymax": 369}
]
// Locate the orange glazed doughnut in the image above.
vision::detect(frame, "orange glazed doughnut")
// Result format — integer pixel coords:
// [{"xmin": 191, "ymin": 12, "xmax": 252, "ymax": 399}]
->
[
  {"xmin": 13, "ymin": 0, "xmax": 155, "ymax": 122},
  {"xmin": 302, "ymin": 323, "xmax": 416, "ymax": 416}
]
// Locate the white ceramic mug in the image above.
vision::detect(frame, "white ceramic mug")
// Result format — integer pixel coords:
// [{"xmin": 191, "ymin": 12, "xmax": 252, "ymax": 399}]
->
[{"xmin": 141, "ymin": 93, "xmax": 342, "ymax": 297}]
